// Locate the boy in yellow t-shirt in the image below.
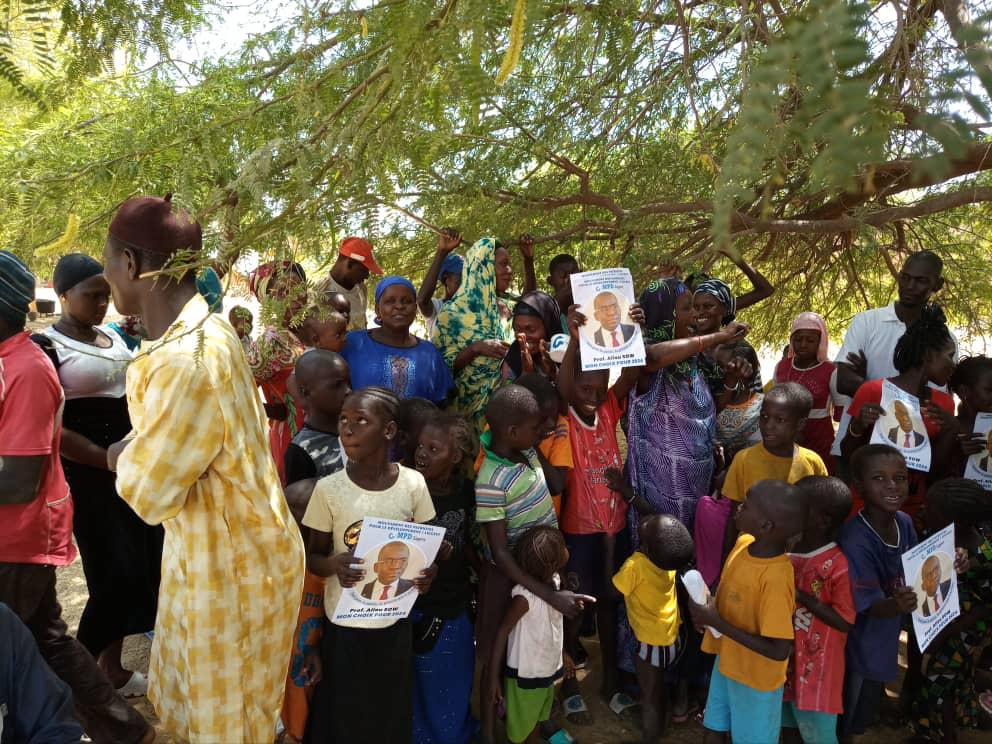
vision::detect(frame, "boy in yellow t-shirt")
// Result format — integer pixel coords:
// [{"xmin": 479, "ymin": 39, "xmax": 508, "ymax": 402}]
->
[
  {"xmin": 690, "ymin": 480, "xmax": 806, "ymax": 744},
  {"xmin": 721, "ymin": 382, "xmax": 826, "ymax": 555},
  {"xmin": 612, "ymin": 514, "xmax": 695, "ymax": 742}
]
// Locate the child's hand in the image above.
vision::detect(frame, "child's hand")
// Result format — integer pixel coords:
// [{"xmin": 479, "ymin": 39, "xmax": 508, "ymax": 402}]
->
[
  {"xmin": 893, "ymin": 585, "xmax": 919, "ymax": 614},
  {"xmin": 473, "ymin": 339, "xmax": 511, "ymax": 360},
  {"xmin": 713, "ymin": 444, "xmax": 726, "ymax": 475},
  {"xmin": 628, "ymin": 302, "xmax": 646, "ymax": 327},
  {"xmin": 604, "ymin": 467, "xmax": 624, "ymax": 493},
  {"xmin": 722, "ymin": 355, "xmax": 752, "ymax": 390},
  {"xmin": 844, "ymin": 350, "xmax": 868, "ymax": 379},
  {"xmin": 566, "ymin": 303, "xmax": 587, "ymax": 340},
  {"xmin": 518, "ymin": 333, "xmax": 535, "ymax": 373},
  {"xmin": 954, "ymin": 546, "xmax": 970, "ymax": 574},
  {"xmin": 437, "ymin": 540, "xmax": 454, "ymax": 561},
  {"xmin": 688, "ymin": 595, "xmax": 720, "ymax": 632},
  {"xmin": 921, "ymin": 401, "xmax": 957, "ymax": 432},
  {"xmin": 488, "ymin": 672, "xmax": 503, "ymax": 705},
  {"xmin": 958, "ymin": 432, "xmax": 987, "ymax": 457},
  {"xmin": 301, "ymin": 650, "xmax": 322, "ymax": 686},
  {"xmin": 563, "ymin": 652, "xmax": 577, "ymax": 680},
  {"xmin": 549, "ymin": 590, "xmax": 596, "ymax": 618},
  {"xmin": 414, "ymin": 563, "xmax": 439, "ymax": 594},
  {"xmin": 856, "ymin": 403, "xmax": 885, "ymax": 431},
  {"xmin": 330, "ymin": 552, "xmax": 365, "ymax": 588}
]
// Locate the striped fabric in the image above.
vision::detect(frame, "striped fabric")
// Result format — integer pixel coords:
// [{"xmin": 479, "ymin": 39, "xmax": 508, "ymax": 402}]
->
[{"xmin": 476, "ymin": 433, "xmax": 557, "ymax": 554}]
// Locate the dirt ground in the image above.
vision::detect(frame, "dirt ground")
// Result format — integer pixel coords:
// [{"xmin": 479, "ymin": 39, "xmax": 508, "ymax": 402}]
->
[{"xmin": 54, "ymin": 555, "xmax": 990, "ymax": 744}]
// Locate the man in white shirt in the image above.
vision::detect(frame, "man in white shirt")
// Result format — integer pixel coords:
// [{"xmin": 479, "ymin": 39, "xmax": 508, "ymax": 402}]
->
[
  {"xmin": 831, "ymin": 251, "xmax": 948, "ymax": 456},
  {"xmin": 360, "ymin": 541, "xmax": 414, "ymax": 600},
  {"xmin": 319, "ymin": 236, "xmax": 384, "ymax": 330}
]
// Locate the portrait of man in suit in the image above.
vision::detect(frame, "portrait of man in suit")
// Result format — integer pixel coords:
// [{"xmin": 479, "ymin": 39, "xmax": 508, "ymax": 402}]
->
[
  {"xmin": 918, "ymin": 554, "xmax": 952, "ymax": 618},
  {"xmin": 887, "ymin": 400, "xmax": 924, "ymax": 448},
  {"xmin": 591, "ymin": 291, "xmax": 635, "ymax": 348},
  {"xmin": 978, "ymin": 430, "xmax": 992, "ymax": 472},
  {"xmin": 360, "ymin": 541, "xmax": 414, "ymax": 601}
]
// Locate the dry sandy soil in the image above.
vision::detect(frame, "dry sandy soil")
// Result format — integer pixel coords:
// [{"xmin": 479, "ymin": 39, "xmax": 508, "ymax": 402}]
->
[{"xmin": 53, "ymin": 554, "xmax": 990, "ymax": 744}]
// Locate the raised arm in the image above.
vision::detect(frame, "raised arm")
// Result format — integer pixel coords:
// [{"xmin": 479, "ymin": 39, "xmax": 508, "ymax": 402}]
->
[
  {"xmin": 645, "ymin": 322, "xmax": 748, "ymax": 373},
  {"xmin": 723, "ymin": 247, "xmax": 774, "ymax": 312},
  {"xmin": 518, "ymin": 234, "xmax": 538, "ymax": 294},
  {"xmin": 417, "ymin": 228, "xmax": 461, "ymax": 318}
]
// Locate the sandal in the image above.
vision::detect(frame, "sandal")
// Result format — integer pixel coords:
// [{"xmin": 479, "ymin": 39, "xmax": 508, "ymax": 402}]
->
[
  {"xmin": 607, "ymin": 691, "xmax": 639, "ymax": 717},
  {"xmin": 116, "ymin": 671, "xmax": 149, "ymax": 698},
  {"xmin": 563, "ymin": 694, "xmax": 592, "ymax": 725}
]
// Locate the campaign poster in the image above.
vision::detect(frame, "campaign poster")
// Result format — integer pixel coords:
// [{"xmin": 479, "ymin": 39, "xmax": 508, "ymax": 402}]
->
[
  {"xmin": 963, "ymin": 412, "xmax": 992, "ymax": 490},
  {"xmin": 869, "ymin": 381, "xmax": 931, "ymax": 472},
  {"xmin": 332, "ymin": 517, "xmax": 445, "ymax": 626},
  {"xmin": 569, "ymin": 268, "xmax": 646, "ymax": 372},
  {"xmin": 902, "ymin": 524, "xmax": 959, "ymax": 652}
]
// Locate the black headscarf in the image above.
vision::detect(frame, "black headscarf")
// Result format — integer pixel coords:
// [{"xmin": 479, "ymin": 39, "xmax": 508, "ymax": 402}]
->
[
  {"xmin": 505, "ymin": 291, "xmax": 562, "ymax": 379},
  {"xmin": 53, "ymin": 253, "xmax": 103, "ymax": 295}
]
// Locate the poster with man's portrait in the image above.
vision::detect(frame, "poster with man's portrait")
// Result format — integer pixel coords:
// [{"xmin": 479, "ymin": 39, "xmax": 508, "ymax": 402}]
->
[
  {"xmin": 964, "ymin": 412, "xmax": 992, "ymax": 489},
  {"xmin": 569, "ymin": 268, "xmax": 645, "ymax": 372},
  {"xmin": 332, "ymin": 517, "xmax": 445, "ymax": 626},
  {"xmin": 902, "ymin": 524, "xmax": 959, "ymax": 652},
  {"xmin": 869, "ymin": 381, "xmax": 931, "ymax": 472}
]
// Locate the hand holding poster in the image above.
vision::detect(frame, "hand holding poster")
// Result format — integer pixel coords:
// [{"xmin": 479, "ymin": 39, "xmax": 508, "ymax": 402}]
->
[
  {"xmin": 569, "ymin": 268, "xmax": 646, "ymax": 372},
  {"xmin": 902, "ymin": 524, "xmax": 960, "ymax": 652},
  {"xmin": 869, "ymin": 381, "xmax": 931, "ymax": 472},
  {"xmin": 963, "ymin": 412, "xmax": 992, "ymax": 490},
  {"xmin": 332, "ymin": 517, "xmax": 445, "ymax": 626}
]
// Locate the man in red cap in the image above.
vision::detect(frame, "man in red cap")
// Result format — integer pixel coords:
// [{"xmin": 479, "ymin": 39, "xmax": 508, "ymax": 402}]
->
[
  {"xmin": 102, "ymin": 195, "xmax": 305, "ymax": 743},
  {"xmin": 319, "ymin": 236, "xmax": 383, "ymax": 330}
]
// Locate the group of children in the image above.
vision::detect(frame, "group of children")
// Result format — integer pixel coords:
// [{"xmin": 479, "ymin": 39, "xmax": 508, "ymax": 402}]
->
[{"xmin": 237, "ymin": 247, "xmax": 992, "ymax": 744}]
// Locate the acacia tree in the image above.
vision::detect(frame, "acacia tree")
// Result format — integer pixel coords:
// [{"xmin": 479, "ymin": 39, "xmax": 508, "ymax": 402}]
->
[{"xmin": 2, "ymin": 0, "xmax": 992, "ymax": 342}]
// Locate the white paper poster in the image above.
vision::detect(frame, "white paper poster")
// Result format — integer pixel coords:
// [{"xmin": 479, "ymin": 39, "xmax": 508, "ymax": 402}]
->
[
  {"xmin": 569, "ymin": 268, "xmax": 646, "ymax": 372},
  {"xmin": 963, "ymin": 412, "xmax": 992, "ymax": 490},
  {"xmin": 332, "ymin": 517, "xmax": 445, "ymax": 626},
  {"xmin": 869, "ymin": 381, "xmax": 931, "ymax": 472},
  {"xmin": 902, "ymin": 524, "xmax": 959, "ymax": 652}
]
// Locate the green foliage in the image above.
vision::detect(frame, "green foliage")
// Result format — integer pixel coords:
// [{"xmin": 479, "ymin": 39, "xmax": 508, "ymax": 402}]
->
[{"xmin": 2, "ymin": 0, "xmax": 992, "ymax": 346}]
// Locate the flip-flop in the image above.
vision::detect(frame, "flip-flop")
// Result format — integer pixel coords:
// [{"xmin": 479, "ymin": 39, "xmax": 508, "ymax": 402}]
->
[
  {"xmin": 671, "ymin": 701, "xmax": 699, "ymax": 724},
  {"xmin": 608, "ymin": 691, "xmax": 638, "ymax": 717},
  {"xmin": 979, "ymin": 690, "xmax": 992, "ymax": 716},
  {"xmin": 563, "ymin": 694, "xmax": 591, "ymax": 724},
  {"xmin": 116, "ymin": 671, "xmax": 149, "ymax": 698}
]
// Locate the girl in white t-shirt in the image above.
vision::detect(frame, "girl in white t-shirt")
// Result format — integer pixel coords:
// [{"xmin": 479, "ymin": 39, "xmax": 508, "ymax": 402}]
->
[
  {"xmin": 302, "ymin": 387, "xmax": 438, "ymax": 742},
  {"xmin": 488, "ymin": 526, "xmax": 584, "ymax": 743}
]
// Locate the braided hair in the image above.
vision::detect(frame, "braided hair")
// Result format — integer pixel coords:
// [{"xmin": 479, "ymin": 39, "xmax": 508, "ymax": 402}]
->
[
  {"xmin": 949, "ymin": 355, "xmax": 992, "ymax": 396},
  {"xmin": 347, "ymin": 386, "xmax": 401, "ymax": 424},
  {"xmin": 927, "ymin": 478, "xmax": 992, "ymax": 524},
  {"xmin": 892, "ymin": 303, "xmax": 953, "ymax": 373},
  {"xmin": 515, "ymin": 526, "xmax": 568, "ymax": 583}
]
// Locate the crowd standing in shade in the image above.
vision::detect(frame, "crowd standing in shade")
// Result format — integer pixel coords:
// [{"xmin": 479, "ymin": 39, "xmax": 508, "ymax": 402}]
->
[{"xmin": 2, "ymin": 199, "xmax": 992, "ymax": 744}]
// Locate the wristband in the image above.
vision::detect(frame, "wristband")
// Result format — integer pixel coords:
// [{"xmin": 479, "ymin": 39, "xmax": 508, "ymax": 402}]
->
[
  {"xmin": 849, "ymin": 421, "xmax": 864, "ymax": 437},
  {"xmin": 623, "ymin": 490, "xmax": 636, "ymax": 505}
]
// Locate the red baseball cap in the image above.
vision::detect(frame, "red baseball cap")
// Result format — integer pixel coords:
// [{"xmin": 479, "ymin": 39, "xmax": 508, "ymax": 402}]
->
[{"xmin": 339, "ymin": 236, "xmax": 383, "ymax": 275}]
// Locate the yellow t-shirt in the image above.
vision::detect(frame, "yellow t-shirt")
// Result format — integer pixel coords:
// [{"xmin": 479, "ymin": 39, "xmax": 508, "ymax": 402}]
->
[
  {"xmin": 612, "ymin": 552, "xmax": 679, "ymax": 646},
  {"xmin": 722, "ymin": 442, "xmax": 827, "ymax": 503},
  {"xmin": 701, "ymin": 535, "xmax": 795, "ymax": 691}
]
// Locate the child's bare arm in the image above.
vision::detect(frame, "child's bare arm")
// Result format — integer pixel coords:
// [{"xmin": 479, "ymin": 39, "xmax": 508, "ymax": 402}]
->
[
  {"xmin": 306, "ymin": 528, "xmax": 365, "ymax": 584},
  {"xmin": 535, "ymin": 448, "xmax": 566, "ymax": 497},
  {"xmin": 483, "ymin": 521, "xmax": 592, "ymax": 619},
  {"xmin": 284, "ymin": 478, "xmax": 318, "ymax": 532},
  {"xmin": 689, "ymin": 595, "xmax": 793, "ymax": 661},
  {"xmin": 487, "ymin": 595, "xmax": 530, "ymax": 703},
  {"xmin": 796, "ymin": 590, "xmax": 851, "ymax": 632}
]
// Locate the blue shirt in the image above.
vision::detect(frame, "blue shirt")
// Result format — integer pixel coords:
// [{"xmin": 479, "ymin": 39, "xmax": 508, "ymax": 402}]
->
[
  {"xmin": 838, "ymin": 510, "xmax": 917, "ymax": 682},
  {"xmin": 341, "ymin": 331, "xmax": 454, "ymax": 404}
]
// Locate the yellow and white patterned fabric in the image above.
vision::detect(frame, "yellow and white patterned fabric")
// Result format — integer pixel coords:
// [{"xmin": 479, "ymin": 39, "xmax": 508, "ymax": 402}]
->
[{"xmin": 116, "ymin": 293, "xmax": 305, "ymax": 743}]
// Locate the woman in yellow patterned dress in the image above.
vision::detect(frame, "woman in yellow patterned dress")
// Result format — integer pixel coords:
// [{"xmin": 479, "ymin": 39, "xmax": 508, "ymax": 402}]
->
[{"xmin": 103, "ymin": 195, "xmax": 305, "ymax": 743}]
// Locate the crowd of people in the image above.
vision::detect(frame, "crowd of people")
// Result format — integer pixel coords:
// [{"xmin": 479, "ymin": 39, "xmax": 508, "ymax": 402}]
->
[{"xmin": 1, "ymin": 194, "xmax": 990, "ymax": 744}]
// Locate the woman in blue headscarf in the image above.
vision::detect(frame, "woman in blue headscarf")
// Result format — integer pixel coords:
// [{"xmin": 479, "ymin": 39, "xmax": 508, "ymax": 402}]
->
[
  {"xmin": 341, "ymin": 275, "xmax": 454, "ymax": 403},
  {"xmin": 692, "ymin": 278, "xmax": 760, "ymax": 396}
]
